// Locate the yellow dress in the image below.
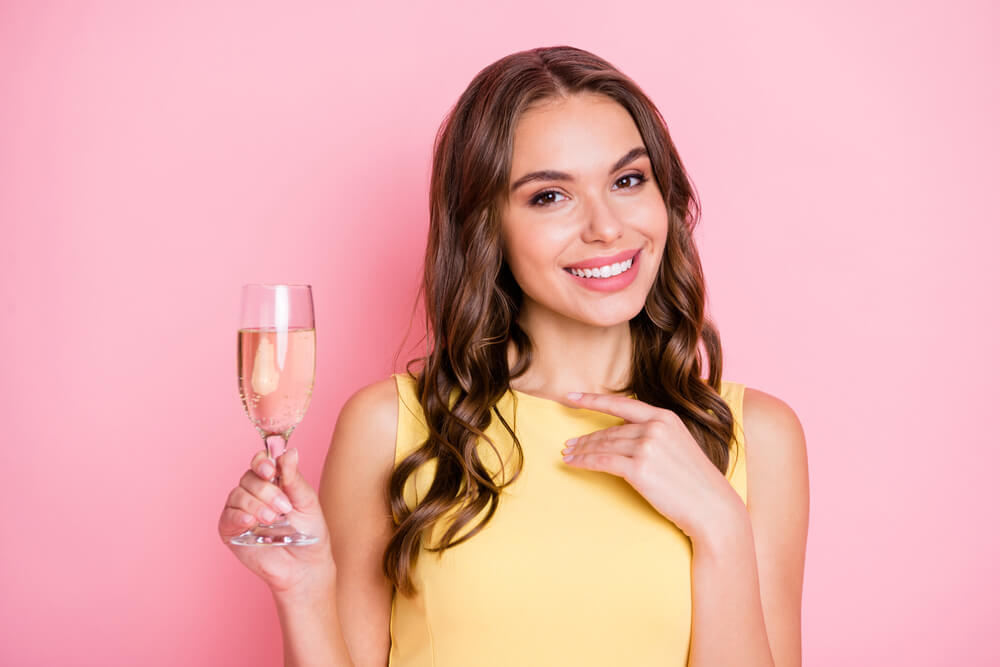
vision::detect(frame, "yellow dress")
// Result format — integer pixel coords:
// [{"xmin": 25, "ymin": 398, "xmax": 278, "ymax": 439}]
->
[{"xmin": 388, "ymin": 373, "xmax": 748, "ymax": 667}]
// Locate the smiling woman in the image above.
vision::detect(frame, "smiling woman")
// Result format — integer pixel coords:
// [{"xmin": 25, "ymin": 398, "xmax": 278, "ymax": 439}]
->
[
  {"xmin": 220, "ymin": 45, "xmax": 808, "ymax": 667},
  {"xmin": 500, "ymin": 94, "xmax": 665, "ymax": 315}
]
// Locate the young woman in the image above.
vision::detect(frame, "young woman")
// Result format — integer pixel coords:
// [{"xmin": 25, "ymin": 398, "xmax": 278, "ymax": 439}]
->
[{"xmin": 219, "ymin": 46, "xmax": 809, "ymax": 667}]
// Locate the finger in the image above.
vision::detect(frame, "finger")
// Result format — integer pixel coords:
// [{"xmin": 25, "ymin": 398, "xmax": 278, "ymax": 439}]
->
[
  {"xmin": 563, "ymin": 437, "xmax": 639, "ymax": 460},
  {"xmin": 566, "ymin": 423, "xmax": 645, "ymax": 448},
  {"xmin": 239, "ymin": 469, "xmax": 294, "ymax": 515},
  {"xmin": 227, "ymin": 485, "xmax": 282, "ymax": 524},
  {"xmin": 218, "ymin": 506, "xmax": 257, "ymax": 540},
  {"xmin": 562, "ymin": 449, "xmax": 634, "ymax": 479},
  {"xmin": 276, "ymin": 448, "xmax": 319, "ymax": 513},
  {"xmin": 250, "ymin": 450, "xmax": 275, "ymax": 481},
  {"xmin": 564, "ymin": 392, "xmax": 664, "ymax": 423}
]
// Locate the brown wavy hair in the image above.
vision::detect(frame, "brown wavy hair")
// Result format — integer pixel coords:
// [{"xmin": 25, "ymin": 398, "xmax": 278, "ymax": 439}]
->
[{"xmin": 383, "ymin": 46, "xmax": 736, "ymax": 597}]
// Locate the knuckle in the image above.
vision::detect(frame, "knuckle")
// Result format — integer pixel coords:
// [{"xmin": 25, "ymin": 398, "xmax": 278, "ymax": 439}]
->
[
  {"xmin": 239, "ymin": 469, "xmax": 258, "ymax": 488},
  {"xmin": 648, "ymin": 419, "xmax": 669, "ymax": 436},
  {"xmin": 240, "ymin": 471, "xmax": 271, "ymax": 497}
]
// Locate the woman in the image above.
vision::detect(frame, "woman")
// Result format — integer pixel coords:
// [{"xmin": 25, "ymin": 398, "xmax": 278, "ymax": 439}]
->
[{"xmin": 219, "ymin": 46, "xmax": 809, "ymax": 667}]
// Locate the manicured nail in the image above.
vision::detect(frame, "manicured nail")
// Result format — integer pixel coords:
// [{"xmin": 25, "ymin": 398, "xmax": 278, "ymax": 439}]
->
[
  {"xmin": 566, "ymin": 392, "xmax": 582, "ymax": 400},
  {"xmin": 566, "ymin": 437, "xmax": 578, "ymax": 446},
  {"xmin": 260, "ymin": 508, "xmax": 277, "ymax": 522},
  {"xmin": 563, "ymin": 454, "xmax": 575, "ymax": 462},
  {"xmin": 273, "ymin": 496, "xmax": 293, "ymax": 513},
  {"xmin": 241, "ymin": 513, "xmax": 253, "ymax": 525}
]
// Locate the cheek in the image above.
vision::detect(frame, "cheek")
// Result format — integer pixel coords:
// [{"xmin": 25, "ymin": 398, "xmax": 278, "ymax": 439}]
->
[{"xmin": 502, "ymin": 231, "xmax": 563, "ymax": 295}]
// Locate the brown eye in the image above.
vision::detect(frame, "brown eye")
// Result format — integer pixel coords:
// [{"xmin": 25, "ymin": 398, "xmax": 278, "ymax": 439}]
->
[
  {"xmin": 530, "ymin": 190, "xmax": 566, "ymax": 206},
  {"xmin": 613, "ymin": 173, "xmax": 646, "ymax": 190}
]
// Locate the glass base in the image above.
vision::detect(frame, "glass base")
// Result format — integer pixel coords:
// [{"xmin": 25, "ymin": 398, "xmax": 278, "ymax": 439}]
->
[{"xmin": 230, "ymin": 516, "xmax": 319, "ymax": 547}]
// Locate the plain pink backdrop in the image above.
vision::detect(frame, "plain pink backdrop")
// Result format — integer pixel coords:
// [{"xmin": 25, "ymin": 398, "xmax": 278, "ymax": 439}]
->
[{"xmin": 2, "ymin": 1, "xmax": 997, "ymax": 665}]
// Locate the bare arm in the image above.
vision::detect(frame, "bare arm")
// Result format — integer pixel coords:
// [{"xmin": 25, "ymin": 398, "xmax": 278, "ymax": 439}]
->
[
  {"xmin": 688, "ymin": 510, "xmax": 775, "ymax": 666},
  {"xmin": 317, "ymin": 377, "xmax": 399, "ymax": 666},
  {"xmin": 687, "ymin": 388, "xmax": 809, "ymax": 667},
  {"xmin": 234, "ymin": 378, "xmax": 398, "ymax": 667},
  {"xmin": 219, "ymin": 445, "xmax": 357, "ymax": 667},
  {"xmin": 273, "ymin": 568, "xmax": 354, "ymax": 667}
]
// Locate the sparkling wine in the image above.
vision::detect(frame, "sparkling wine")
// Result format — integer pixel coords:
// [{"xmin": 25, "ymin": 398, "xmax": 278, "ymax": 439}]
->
[{"xmin": 237, "ymin": 327, "xmax": 316, "ymax": 438}]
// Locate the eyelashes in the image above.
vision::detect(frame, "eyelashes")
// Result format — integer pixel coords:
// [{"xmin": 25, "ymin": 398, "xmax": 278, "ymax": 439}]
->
[
  {"xmin": 530, "ymin": 190, "xmax": 566, "ymax": 206},
  {"xmin": 528, "ymin": 172, "xmax": 648, "ymax": 207},
  {"xmin": 613, "ymin": 172, "xmax": 648, "ymax": 190}
]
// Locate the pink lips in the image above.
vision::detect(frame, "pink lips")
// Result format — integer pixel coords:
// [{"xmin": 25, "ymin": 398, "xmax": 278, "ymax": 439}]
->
[
  {"xmin": 563, "ymin": 248, "xmax": 640, "ymax": 270},
  {"xmin": 563, "ymin": 249, "xmax": 641, "ymax": 293}
]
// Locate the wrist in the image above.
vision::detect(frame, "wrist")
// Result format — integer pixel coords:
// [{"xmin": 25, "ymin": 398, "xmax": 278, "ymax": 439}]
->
[
  {"xmin": 690, "ymin": 499, "xmax": 752, "ymax": 554},
  {"xmin": 271, "ymin": 559, "xmax": 338, "ymax": 609}
]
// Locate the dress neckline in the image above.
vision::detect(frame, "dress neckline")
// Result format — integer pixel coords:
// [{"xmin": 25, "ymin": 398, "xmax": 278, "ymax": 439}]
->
[{"xmin": 506, "ymin": 386, "xmax": 637, "ymax": 409}]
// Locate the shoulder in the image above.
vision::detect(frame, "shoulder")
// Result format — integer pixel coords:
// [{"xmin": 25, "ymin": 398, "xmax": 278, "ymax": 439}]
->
[
  {"xmin": 323, "ymin": 377, "xmax": 400, "ymax": 472},
  {"xmin": 336, "ymin": 376, "xmax": 400, "ymax": 442},
  {"xmin": 740, "ymin": 385, "xmax": 809, "ymax": 541},
  {"xmin": 739, "ymin": 386, "xmax": 809, "ymax": 665},
  {"xmin": 742, "ymin": 387, "xmax": 808, "ymax": 463}
]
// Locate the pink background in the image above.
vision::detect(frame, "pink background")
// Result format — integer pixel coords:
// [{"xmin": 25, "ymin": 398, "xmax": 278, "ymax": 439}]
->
[{"xmin": 2, "ymin": 1, "xmax": 997, "ymax": 665}]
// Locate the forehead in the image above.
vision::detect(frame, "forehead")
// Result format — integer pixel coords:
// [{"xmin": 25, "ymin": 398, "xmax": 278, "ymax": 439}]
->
[{"xmin": 510, "ymin": 93, "xmax": 644, "ymax": 175}]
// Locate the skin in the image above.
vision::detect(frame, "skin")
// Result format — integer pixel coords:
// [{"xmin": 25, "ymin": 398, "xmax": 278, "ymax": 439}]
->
[
  {"xmin": 218, "ymin": 90, "xmax": 809, "ymax": 667},
  {"xmin": 502, "ymin": 92, "xmax": 808, "ymax": 666},
  {"xmin": 500, "ymin": 92, "xmax": 668, "ymax": 399}
]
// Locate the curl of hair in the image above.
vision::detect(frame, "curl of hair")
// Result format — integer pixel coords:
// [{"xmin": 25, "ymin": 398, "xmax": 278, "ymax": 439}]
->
[{"xmin": 383, "ymin": 46, "xmax": 736, "ymax": 597}]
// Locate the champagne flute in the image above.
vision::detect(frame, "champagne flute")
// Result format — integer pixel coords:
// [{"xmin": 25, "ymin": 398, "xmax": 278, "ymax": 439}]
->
[{"xmin": 232, "ymin": 284, "xmax": 319, "ymax": 546}]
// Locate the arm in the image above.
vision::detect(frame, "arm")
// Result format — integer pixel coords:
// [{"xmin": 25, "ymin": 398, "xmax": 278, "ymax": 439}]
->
[
  {"xmin": 317, "ymin": 378, "xmax": 399, "ymax": 666},
  {"xmin": 687, "ymin": 388, "xmax": 810, "ymax": 667},
  {"xmin": 275, "ymin": 378, "xmax": 399, "ymax": 667},
  {"xmin": 273, "ymin": 569, "xmax": 353, "ymax": 667}
]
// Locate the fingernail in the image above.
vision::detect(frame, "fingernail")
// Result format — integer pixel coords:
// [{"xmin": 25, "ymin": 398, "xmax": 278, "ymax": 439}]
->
[
  {"xmin": 566, "ymin": 392, "xmax": 582, "ymax": 400},
  {"xmin": 241, "ymin": 513, "xmax": 253, "ymax": 524},
  {"xmin": 260, "ymin": 508, "xmax": 277, "ymax": 522},
  {"xmin": 565, "ymin": 437, "xmax": 578, "ymax": 446},
  {"xmin": 274, "ymin": 496, "xmax": 293, "ymax": 513},
  {"xmin": 563, "ymin": 454, "xmax": 575, "ymax": 462},
  {"xmin": 258, "ymin": 463, "xmax": 273, "ymax": 477}
]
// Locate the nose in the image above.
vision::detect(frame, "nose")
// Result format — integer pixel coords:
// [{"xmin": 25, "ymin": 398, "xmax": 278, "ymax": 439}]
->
[{"xmin": 580, "ymin": 194, "xmax": 624, "ymax": 244}]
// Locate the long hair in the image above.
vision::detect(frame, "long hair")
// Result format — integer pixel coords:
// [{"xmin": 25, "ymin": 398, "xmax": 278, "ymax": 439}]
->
[{"xmin": 383, "ymin": 46, "xmax": 736, "ymax": 597}]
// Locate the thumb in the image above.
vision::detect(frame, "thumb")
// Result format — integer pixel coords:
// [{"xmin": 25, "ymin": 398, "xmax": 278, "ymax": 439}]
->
[{"xmin": 277, "ymin": 448, "xmax": 320, "ymax": 512}]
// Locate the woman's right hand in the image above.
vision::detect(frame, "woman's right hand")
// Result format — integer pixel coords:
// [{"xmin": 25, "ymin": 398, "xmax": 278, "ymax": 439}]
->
[{"xmin": 218, "ymin": 447, "xmax": 335, "ymax": 595}]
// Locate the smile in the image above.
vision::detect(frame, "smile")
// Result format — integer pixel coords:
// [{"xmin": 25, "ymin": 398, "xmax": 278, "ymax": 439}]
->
[
  {"xmin": 561, "ymin": 250, "xmax": 641, "ymax": 293},
  {"xmin": 566, "ymin": 257, "xmax": 633, "ymax": 279}
]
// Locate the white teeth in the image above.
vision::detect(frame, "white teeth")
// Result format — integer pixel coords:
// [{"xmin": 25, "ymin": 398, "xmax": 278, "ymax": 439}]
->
[{"xmin": 569, "ymin": 257, "xmax": 633, "ymax": 279}]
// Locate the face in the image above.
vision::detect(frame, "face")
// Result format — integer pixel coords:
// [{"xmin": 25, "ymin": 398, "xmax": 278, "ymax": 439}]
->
[{"xmin": 499, "ymin": 92, "xmax": 670, "ymax": 329}]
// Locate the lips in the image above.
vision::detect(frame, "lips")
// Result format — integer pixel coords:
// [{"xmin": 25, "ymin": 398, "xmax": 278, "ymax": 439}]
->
[{"xmin": 563, "ymin": 248, "xmax": 640, "ymax": 270}]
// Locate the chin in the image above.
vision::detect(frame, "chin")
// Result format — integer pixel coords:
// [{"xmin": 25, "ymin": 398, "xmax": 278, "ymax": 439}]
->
[{"xmin": 577, "ymin": 301, "xmax": 646, "ymax": 328}]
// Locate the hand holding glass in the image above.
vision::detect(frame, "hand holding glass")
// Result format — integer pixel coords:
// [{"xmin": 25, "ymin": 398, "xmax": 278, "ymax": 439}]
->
[{"xmin": 232, "ymin": 284, "xmax": 318, "ymax": 546}]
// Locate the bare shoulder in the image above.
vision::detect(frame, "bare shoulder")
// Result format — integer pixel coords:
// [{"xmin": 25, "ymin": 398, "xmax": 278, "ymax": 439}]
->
[
  {"xmin": 318, "ymin": 373, "xmax": 400, "ymax": 534},
  {"xmin": 331, "ymin": 376, "xmax": 400, "ymax": 453},
  {"xmin": 741, "ymin": 386, "xmax": 809, "ymax": 667},
  {"xmin": 317, "ymin": 376, "xmax": 401, "ymax": 666},
  {"xmin": 742, "ymin": 387, "xmax": 808, "ymax": 462},
  {"xmin": 740, "ymin": 386, "xmax": 809, "ymax": 515}
]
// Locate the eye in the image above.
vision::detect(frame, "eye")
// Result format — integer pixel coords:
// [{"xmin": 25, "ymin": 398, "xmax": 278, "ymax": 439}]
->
[
  {"xmin": 612, "ymin": 172, "xmax": 647, "ymax": 190},
  {"xmin": 529, "ymin": 190, "xmax": 567, "ymax": 207}
]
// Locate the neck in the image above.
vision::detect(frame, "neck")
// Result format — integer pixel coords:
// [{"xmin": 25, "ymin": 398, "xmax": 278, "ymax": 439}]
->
[{"xmin": 507, "ymin": 306, "xmax": 633, "ymax": 400}]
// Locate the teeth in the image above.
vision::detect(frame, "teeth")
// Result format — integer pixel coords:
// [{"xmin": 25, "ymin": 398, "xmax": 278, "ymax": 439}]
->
[{"xmin": 569, "ymin": 257, "xmax": 633, "ymax": 279}]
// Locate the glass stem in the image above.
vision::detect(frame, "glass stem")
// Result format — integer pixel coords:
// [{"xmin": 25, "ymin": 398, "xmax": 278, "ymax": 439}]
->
[{"xmin": 264, "ymin": 434, "xmax": 289, "ymax": 513}]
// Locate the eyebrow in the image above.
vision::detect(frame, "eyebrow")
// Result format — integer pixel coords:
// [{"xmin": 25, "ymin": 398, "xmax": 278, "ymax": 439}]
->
[{"xmin": 510, "ymin": 146, "xmax": 649, "ymax": 192}]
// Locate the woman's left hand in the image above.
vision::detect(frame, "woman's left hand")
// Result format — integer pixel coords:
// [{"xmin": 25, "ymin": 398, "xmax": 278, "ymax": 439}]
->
[{"xmin": 561, "ymin": 392, "xmax": 746, "ymax": 543}]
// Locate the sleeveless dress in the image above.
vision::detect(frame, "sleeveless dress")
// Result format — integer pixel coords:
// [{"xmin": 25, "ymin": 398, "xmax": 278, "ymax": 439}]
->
[{"xmin": 388, "ymin": 373, "xmax": 748, "ymax": 667}]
